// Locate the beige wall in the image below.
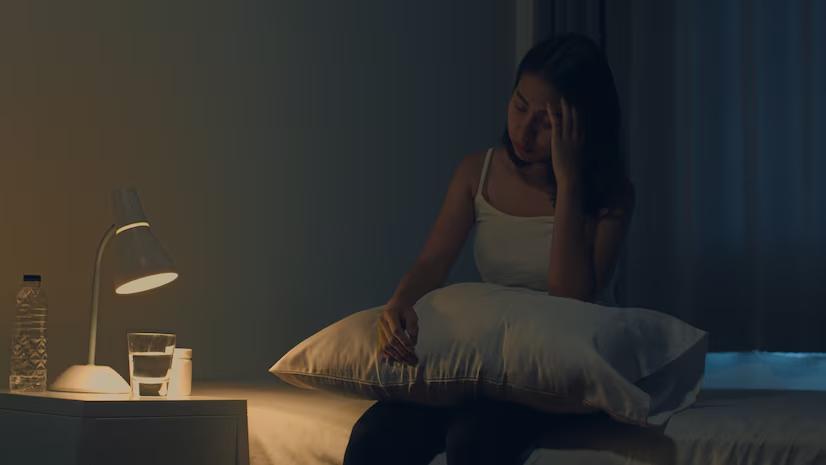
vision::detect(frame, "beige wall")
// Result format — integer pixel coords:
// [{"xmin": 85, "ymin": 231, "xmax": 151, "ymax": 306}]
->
[{"xmin": 0, "ymin": 1, "xmax": 515, "ymax": 382}]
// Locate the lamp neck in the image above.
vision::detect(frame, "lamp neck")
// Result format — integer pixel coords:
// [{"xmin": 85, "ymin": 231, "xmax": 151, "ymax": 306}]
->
[{"xmin": 88, "ymin": 224, "xmax": 117, "ymax": 365}]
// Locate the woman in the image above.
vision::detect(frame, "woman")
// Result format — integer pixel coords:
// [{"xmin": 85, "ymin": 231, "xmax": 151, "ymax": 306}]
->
[{"xmin": 343, "ymin": 33, "xmax": 635, "ymax": 465}]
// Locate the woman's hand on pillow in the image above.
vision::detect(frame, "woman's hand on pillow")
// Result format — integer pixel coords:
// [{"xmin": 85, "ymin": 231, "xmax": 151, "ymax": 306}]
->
[{"xmin": 377, "ymin": 303, "xmax": 419, "ymax": 365}]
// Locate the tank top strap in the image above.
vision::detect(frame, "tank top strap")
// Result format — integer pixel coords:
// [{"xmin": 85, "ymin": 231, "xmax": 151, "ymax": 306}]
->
[{"xmin": 476, "ymin": 147, "xmax": 495, "ymax": 199}]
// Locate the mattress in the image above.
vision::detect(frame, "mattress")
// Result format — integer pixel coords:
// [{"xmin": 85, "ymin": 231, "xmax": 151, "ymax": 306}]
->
[{"xmin": 197, "ymin": 380, "xmax": 826, "ymax": 465}]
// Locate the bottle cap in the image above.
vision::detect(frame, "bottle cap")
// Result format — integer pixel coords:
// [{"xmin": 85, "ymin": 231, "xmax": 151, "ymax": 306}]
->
[
  {"xmin": 173, "ymin": 348, "xmax": 192, "ymax": 359},
  {"xmin": 23, "ymin": 274, "xmax": 42, "ymax": 282}
]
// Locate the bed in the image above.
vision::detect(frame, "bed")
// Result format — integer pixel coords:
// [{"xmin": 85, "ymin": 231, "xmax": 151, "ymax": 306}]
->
[{"xmin": 196, "ymin": 352, "xmax": 826, "ymax": 465}]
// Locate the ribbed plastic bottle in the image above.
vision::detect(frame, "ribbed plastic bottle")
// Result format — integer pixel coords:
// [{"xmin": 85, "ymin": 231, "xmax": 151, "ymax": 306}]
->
[{"xmin": 9, "ymin": 274, "xmax": 48, "ymax": 392}]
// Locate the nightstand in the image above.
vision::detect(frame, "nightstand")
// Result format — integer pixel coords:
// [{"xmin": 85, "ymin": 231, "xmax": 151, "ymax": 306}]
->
[{"xmin": 0, "ymin": 389, "xmax": 248, "ymax": 465}]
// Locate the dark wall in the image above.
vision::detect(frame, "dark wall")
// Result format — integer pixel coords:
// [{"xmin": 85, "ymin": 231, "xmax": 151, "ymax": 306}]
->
[{"xmin": 0, "ymin": 1, "xmax": 514, "ymax": 381}]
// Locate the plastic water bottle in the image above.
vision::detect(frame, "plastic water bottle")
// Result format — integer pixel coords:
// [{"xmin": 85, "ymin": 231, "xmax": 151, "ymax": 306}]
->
[{"xmin": 9, "ymin": 274, "xmax": 48, "ymax": 392}]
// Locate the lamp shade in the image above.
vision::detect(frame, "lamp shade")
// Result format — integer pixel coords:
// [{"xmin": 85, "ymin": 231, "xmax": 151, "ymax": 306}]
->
[{"xmin": 111, "ymin": 188, "xmax": 178, "ymax": 294}]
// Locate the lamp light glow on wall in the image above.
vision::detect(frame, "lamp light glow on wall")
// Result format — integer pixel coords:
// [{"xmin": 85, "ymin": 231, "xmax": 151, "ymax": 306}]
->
[{"xmin": 50, "ymin": 187, "xmax": 178, "ymax": 394}]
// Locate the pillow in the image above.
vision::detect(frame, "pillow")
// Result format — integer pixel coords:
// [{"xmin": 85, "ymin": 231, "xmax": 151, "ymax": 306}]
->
[{"xmin": 270, "ymin": 282, "xmax": 708, "ymax": 427}]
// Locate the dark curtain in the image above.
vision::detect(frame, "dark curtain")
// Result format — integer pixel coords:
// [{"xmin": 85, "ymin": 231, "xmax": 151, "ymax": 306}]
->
[
  {"xmin": 532, "ymin": 0, "xmax": 605, "ymax": 46},
  {"xmin": 535, "ymin": 0, "xmax": 826, "ymax": 352}
]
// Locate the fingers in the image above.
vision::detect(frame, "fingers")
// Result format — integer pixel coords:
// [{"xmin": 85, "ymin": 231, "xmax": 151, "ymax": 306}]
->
[
  {"xmin": 546, "ymin": 103, "xmax": 560, "ymax": 146},
  {"xmin": 406, "ymin": 315, "xmax": 419, "ymax": 346},
  {"xmin": 378, "ymin": 317, "xmax": 401, "ymax": 362},
  {"xmin": 383, "ymin": 342, "xmax": 412, "ymax": 365},
  {"xmin": 562, "ymin": 97, "xmax": 573, "ymax": 140},
  {"xmin": 571, "ymin": 105, "xmax": 582, "ymax": 143},
  {"xmin": 554, "ymin": 98, "xmax": 582, "ymax": 144},
  {"xmin": 383, "ymin": 341, "xmax": 417, "ymax": 365},
  {"xmin": 378, "ymin": 313, "xmax": 418, "ymax": 365},
  {"xmin": 399, "ymin": 308, "xmax": 418, "ymax": 347},
  {"xmin": 391, "ymin": 331, "xmax": 418, "ymax": 364},
  {"xmin": 385, "ymin": 314, "xmax": 414, "ymax": 351},
  {"xmin": 392, "ymin": 322, "xmax": 415, "ymax": 349}
]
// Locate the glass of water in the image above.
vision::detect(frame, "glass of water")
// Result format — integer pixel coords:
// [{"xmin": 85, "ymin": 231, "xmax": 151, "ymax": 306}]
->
[{"xmin": 127, "ymin": 332, "xmax": 176, "ymax": 398}]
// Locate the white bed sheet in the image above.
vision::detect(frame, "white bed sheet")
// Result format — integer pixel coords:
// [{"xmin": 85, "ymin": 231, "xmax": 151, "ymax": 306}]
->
[{"xmin": 197, "ymin": 379, "xmax": 826, "ymax": 465}]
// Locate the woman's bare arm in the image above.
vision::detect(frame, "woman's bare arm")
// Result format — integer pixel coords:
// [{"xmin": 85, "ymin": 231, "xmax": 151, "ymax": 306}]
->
[
  {"xmin": 546, "ymin": 181, "xmax": 595, "ymax": 300},
  {"xmin": 591, "ymin": 183, "xmax": 635, "ymax": 298},
  {"xmin": 547, "ymin": 181, "xmax": 635, "ymax": 301}
]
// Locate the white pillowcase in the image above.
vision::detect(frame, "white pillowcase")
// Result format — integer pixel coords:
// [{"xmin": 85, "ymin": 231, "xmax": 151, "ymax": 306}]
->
[{"xmin": 270, "ymin": 282, "xmax": 708, "ymax": 426}]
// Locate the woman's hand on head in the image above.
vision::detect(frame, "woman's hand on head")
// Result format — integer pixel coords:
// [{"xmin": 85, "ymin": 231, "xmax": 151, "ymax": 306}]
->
[
  {"xmin": 547, "ymin": 97, "xmax": 584, "ymax": 187},
  {"xmin": 377, "ymin": 303, "xmax": 419, "ymax": 365}
]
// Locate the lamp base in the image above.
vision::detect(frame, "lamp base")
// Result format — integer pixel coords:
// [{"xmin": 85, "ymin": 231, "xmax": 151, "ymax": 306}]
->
[{"xmin": 50, "ymin": 364, "xmax": 131, "ymax": 394}]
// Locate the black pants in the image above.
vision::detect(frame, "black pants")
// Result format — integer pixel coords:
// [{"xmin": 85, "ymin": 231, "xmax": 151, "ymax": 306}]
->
[{"xmin": 342, "ymin": 399, "xmax": 549, "ymax": 465}]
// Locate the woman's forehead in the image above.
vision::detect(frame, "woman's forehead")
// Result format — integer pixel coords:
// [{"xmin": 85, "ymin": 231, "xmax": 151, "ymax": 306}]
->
[{"xmin": 516, "ymin": 73, "xmax": 561, "ymax": 107}]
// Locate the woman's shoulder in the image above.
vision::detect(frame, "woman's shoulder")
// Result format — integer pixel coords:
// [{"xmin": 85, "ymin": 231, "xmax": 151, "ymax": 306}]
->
[
  {"xmin": 457, "ymin": 148, "xmax": 489, "ymax": 172},
  {"xmin": 455, "ymin": 148, "xmax": 493, "ymax": 198}
]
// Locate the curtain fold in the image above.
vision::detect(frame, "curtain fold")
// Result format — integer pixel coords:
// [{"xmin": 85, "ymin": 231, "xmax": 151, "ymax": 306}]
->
[
  {"xmin": 533, "ymin": 0, "xmax": 604, "ymax": 46},
  {"xmin": 536, "ymin": 0, "xmax": 826, "ymax": 351}
]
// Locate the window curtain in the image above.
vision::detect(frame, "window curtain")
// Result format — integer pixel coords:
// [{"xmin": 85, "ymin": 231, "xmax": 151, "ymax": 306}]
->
[
  {"xmin": 535, "ymin": 0, "xmax": 826, "ymax": 351},
  {"xmin": 531, "ymin": 0, "xmax": 604, "ymax": 46}
]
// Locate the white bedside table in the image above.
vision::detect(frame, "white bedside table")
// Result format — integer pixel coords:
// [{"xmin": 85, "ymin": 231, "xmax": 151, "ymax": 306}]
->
[{"xmin": 0, "ymin": 389, "xmax": 248, "ymax": 465}]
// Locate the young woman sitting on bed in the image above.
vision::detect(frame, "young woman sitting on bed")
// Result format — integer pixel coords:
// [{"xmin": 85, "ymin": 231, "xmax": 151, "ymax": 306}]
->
[{"xmin": 343, "ymin": 33, "xmax": 636, "ymax": 465}]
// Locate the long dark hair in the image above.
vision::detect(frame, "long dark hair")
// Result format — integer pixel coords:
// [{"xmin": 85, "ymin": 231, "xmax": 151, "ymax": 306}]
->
[{"xmin": 502, "ymin": 33, "xmax": 628, "ymax": 217}]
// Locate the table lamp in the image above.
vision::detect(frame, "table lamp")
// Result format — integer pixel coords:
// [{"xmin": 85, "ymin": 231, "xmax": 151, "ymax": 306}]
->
[{"xmin": 50, "ymin": 187, "xmax": 178, "ymax": 394}]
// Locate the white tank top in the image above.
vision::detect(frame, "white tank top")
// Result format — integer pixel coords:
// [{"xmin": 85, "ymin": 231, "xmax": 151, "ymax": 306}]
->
[{"xmin": 472, "ymin": 147, "xmax": 616, "ymax": 305}]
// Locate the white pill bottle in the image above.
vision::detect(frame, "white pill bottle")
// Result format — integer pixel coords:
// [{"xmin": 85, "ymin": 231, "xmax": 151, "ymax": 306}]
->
[{"xmin": 168, "ymin": 348, "xmax": 192, "ymax": 397}]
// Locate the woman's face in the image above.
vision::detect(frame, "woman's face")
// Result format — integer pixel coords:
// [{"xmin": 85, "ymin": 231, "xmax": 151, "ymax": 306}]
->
[{"xmin": 506, "ymin": 72, "xmax": 563, "ymax": 164}]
